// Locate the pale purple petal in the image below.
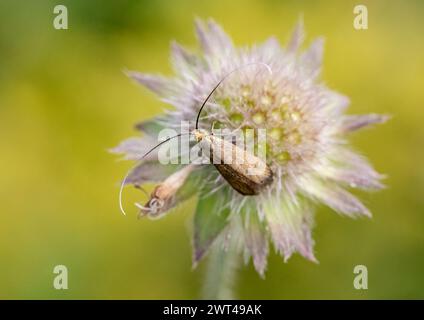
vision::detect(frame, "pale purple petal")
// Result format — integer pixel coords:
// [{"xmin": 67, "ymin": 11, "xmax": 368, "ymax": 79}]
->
[
  {"xmin": 194, "ymin": 18, "xmax": 209, "ymax": 51},
  {"xmin": 195, "ymin": 18, "xmax": 234, "ymax": 57},
  {"xmin": 316, "ymin": 90, "xmax": 350, "ymax": 116},
  {"xmin": 243, "ymin": 211, "xmax": 269, "ymax": 277},
  {"xmin": 327, "ymin": 167, "xmax": 384, "ymax": 190},
  {"xmin": 109, "ymin": 136, "xmax": 158, "ymax": 161},
  {"xmin": 207, "ymin": 19, "xmax": 233, "ymax": 49},
  {"xmin": 262, "ymin": 193, "xmax": 317, "ymax": 262},
  {"xmin": 286, "ymin": 18, "xmax": 304, "ymax": 53},
  {"xmin": 300, "ymin": 177, "xmax": 372, "ymax": 218},
  {"xmin": 300, "ymin": 37, "xmax": 324, "ymax": 78},
  {"xmin": 170, "ymin": 41, "xmax": 201, "ymax": 72},
  {"xmin": 341, "ymin": 114, "xmax": 390, "ymax": 133},
  {"xmin": 310, "ymin": 146, "xmax": 385, "ymax": 190},
  {"xmin": 254, "ymin": 37, "xmax": 283, "ymax": 63},
  {"xmin": 261, "ymin": 37, "xmax": 281, "ymax": 52},
  {"xmin": 125, "ymin": 162, "xmax": 180, "ymax": 185},
  {"xmin": 126, "ymin": 71, "xmax": 174, "ymax": 96},
  {"xmin": 328, "ymin": 148, "xmax": 385, "ymax": 189}
]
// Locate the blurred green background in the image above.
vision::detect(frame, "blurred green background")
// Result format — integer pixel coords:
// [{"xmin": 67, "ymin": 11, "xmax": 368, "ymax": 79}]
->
[{"xmin": 0, "ymin": 0, "xmax": 423, "ymax": 299}]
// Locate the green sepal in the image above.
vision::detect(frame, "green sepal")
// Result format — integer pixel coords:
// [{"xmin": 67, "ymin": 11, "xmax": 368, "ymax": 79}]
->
[{"xmin": 193, "ymin": 187, "xmax": 231, "ymax": 265}]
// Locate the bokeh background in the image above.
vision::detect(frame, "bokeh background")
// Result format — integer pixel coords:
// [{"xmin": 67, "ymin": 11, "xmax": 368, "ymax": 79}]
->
[{"xmin": 0, "ymin": 0, "xmax": 423, "ymax": 299}]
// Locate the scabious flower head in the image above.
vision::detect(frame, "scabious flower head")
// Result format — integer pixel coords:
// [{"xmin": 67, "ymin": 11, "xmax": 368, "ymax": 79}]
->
[{"xmin": 112, "ymin": 18, "xmax": 387, "ymax": 277}]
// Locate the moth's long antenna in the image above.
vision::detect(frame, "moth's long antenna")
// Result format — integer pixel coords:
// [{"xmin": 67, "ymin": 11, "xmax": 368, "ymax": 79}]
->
[
  {"xmin": 119, "ymin": 133, "xmax": 191, "ymax": 216},
  {"xmin": 195, "ymin": 62, "xmax": 273, "ymax": 129}
]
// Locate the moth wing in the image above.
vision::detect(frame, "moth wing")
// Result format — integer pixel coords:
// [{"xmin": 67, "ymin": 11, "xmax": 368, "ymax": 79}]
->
[{"xmin": 211, "ymin": 137, "xmax": 273, "ymax": 195}]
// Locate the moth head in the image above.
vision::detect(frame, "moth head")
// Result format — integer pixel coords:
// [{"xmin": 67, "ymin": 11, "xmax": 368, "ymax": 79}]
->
[
  {"xmin": 144, "ymin": 197, "xmax": 166, "ymax": 215},
  {"xmin": 136, "ymin": 189, "xmax": 170, "ymax": 219},
  {"xmin": 193, "ymin": 129, "xmax": 208, "ymax": 142}
]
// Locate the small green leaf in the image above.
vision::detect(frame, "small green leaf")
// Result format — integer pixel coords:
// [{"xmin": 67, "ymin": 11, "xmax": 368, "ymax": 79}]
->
[{"xmin": 193, "ymin": 187, "xmax": 231, "ymax": 265}]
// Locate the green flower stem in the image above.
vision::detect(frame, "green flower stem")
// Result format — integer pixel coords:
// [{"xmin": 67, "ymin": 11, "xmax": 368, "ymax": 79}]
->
[{"xmin": 202, "ymin": 236, "xmax": 240, "ymax": 300}]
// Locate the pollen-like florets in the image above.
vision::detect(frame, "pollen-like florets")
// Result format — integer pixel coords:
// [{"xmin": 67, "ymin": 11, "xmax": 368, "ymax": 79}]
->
[
  {"xmin": 210, "ymin": 70, "xmax": 329, "ymax": 171},
  {"xmin": 112, "ymin": 18, "xmax": 388, "ymax": 277}
]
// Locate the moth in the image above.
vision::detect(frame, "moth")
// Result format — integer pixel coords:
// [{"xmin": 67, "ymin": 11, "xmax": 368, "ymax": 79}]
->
[
  {"xmin": 135, "ymin": 164, "xmax": 195, "ymax": 218},
  {"xmin": 193, "ymin": 128, "xmax": 273, "ymax": 195},
  {"xmin": 119, "ymin": 63, "xmax": 274, "ymax": 215}
]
